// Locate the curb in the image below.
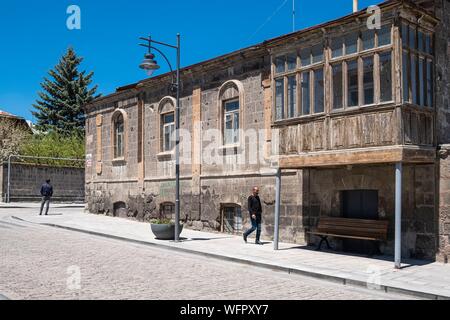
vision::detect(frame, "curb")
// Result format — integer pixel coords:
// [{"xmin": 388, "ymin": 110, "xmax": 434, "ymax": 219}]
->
[{"xmin": 11, "ymin": 216, "xmax": 450, "ymax": 301}]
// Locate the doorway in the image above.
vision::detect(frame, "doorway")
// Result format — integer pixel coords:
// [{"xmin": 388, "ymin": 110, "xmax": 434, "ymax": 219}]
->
[{"xmin": 341, "ymin": 190, "xmax": 379, "ymax": 254}]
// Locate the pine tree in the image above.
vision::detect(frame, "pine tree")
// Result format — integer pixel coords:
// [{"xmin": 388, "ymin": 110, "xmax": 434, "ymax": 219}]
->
[{"xmin": 32, "ymin": 47, "xmax": 100, "ymax": 136}]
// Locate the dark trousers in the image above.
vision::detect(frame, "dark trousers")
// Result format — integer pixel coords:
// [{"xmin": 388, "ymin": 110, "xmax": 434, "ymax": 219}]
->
[
  {"xmin": 40, "ymin": 197, "xmax": 51, "ymax": 215},
  {"xmin": 244, "ymin": 218, "xmax": 261, "ymax": 242}
]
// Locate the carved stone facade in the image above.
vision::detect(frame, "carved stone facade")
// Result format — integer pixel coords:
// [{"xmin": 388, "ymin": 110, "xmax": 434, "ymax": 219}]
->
[{"xmin": 85, "ymin": 0, "xmax": 449, "ymax": 261}]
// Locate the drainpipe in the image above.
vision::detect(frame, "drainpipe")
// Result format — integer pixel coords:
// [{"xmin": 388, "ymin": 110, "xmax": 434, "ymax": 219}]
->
[
  {"xmin": 395, "ymin": 162, "xmax": 403, "ymax": 269},
  {"xmin": 353, "ymin": 0, "xmax": 358, "ymax": 13},
  {"xmin": 274, "ymin": 168, "xmax": 282, "ymax": 250}
]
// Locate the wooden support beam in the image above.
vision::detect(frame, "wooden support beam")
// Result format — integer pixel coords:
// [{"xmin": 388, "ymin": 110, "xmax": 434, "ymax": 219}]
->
[{"xmin": 279, "ymin": 146, "xmax": 436, "ymax": 168}]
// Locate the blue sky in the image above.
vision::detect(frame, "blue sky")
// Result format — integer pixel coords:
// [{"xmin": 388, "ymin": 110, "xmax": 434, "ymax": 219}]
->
[{"xmin": 0, "ymin": 0, "xmax": 380, "ymax": 121}]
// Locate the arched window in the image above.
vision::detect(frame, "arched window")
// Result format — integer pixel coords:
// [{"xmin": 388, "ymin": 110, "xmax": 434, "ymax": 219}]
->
[
  {"xmin": 158, "ymin": 97, "xmax": 176, "ymax": 153},
  {"xmin": 218, "ymin": 80, "xmax": 245, "ymax": 146},
  {"xmin": 112, "ymin": 111, "xmax": 126, "ymax": 159}
]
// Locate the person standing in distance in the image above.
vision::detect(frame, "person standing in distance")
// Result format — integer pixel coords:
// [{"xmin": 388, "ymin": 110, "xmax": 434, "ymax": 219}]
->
[
  {"xmin": 243, "ymin": 187, "xmax": 263, "ymax": 245},
  {"xmin": 39, "ymin": 179, "xmax": 53, "ymax": 216}
]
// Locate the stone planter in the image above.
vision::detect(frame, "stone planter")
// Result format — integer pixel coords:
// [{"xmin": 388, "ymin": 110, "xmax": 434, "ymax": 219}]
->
[{"xmin": 151, "ymin": 223, "xmax": 184, "ymax": 240}]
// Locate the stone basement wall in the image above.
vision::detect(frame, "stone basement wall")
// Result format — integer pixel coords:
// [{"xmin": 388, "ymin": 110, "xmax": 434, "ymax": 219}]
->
[
  {"xmin": 435, "ymin": 0, "xmax": 450, "ymax": 263},
  {"xmin": 86, "ymin": 171, "xmax": 307, "ymax": 245},
  {"xmin": 438, "ymin": 145, "xmax": 450, "ymax": 263},
  {"xmin": 435, "ymin": 0, "xmax": 450, "ymax": 144},
  {"xmin": 1, "ymin": 162, "xmax": 85, "ymax": 202},
  {"xmin": 304, "ymin": 164, "xmax": 437, "ymax": 260}
]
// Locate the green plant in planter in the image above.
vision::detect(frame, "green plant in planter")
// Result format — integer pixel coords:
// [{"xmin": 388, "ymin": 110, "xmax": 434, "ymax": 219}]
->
[{"xmin": 150, "ymin": 218, "xmax": 172, "ymax": 225}]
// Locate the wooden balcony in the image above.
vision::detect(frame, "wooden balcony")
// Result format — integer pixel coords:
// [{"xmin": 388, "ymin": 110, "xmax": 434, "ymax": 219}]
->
[{"xmin": 276, "ymin": 104, "xmax": 436, "ymax": 169}]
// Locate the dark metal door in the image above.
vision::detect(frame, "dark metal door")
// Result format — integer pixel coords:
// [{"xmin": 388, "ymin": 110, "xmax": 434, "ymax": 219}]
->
[{"xmin": 342, "ymin": 190, "xmax": 379, "ymax": 254}]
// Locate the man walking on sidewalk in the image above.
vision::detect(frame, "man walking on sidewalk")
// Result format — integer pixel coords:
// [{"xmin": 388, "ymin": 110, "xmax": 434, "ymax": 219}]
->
[
  {"xmin": 243, "ymin": 187, "xmax": 263, "ymax": 245},
  {"xmin": 39, "ymin": 179, "xmax": 53, "ymax": 216}
]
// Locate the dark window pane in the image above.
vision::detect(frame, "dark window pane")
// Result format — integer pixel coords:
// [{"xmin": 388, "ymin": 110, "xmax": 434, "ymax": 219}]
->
[
  {"xmin": 275, "ymin": 56, "xmax": 286, "ymax": 73},
  {"xmin": 380, "ymin": 52, "xmax": 392, "ymax": 102},
  {"xmin": 225, "ymin": 100, "xmax": 239, "ymax": 112},
  {"xmin": 418, "ymin": 31, "xmax": 424, "ymax": 53},
  {"xmin": 314, "ymin": 68, "xmax": 324, "ymax": 113},
  {"xmin": 362, "ymin": 29, "xmax": 375, "ymax": 50},
  {"xmin": 287, "ymin": 53, "xmax": 297, "ymax": 71},
  {"xmin": 312, "ymin": 43, "xmax": 324, "ymax": 63},
  {"xmin": 275, "ymin": 79, "xmax": 284, "ymax": 120},
  {"xmin": 164, "ymin": 113, "xmax": 174, "ymax": 124},
  {"xmin": 425, "ymin": 34, "xmax": 434, "ymax": 55},
  {"xmin": 345, "ymin": 33, "xmax": 358, "ymax": 55},
  {"xmin": 419, "ymin": 58, "xmax": 425, "ymax": 106},
  {"xmin": 300, "ymin": 48, "xmax": 311, "ymax": 67},
  {"xmin": 411, "ymin": 54, "xmax": 418, "ymax": 105},
  {"xmin": 403, "ymin": 51, "xmax": 410, "ymax": 102},
  {"xmin": 402, "ymin": 23, "xmax": 409, "ymax": 48},
  {"xmin": 378, "ymin": 24, "xmax": 391, "ymax": 46},
  {"xmin": 363, "ymin": 56, "xmax": 374, "ymax": 105},
  {"xmin": 288, "ymin": 76, "xmax": 297, "ymax": 118},
  {"xmin": 332, "ymin": 63, "xmax": 343, "ymax": 109},
  {"xmin": 427, "ymin": 60, "xmax": 433, "ymax": 107},
  {"xmin": 409, "ymin": 27, "xmax": 416, "ymax": 50},
  {"xmin": 301, "ymin": 72, "xmax": 310, "ymax": 115},
  {"xmin": 347, "ymin": 60, "xmax": 359, "ymax": 107},
  {"xmin": 331, "ymin": 37, "xmax": 343, "ymax": 58},
  {"xmin": 425, "ymin": 34, "xmax": 431, "ymax": 54}
]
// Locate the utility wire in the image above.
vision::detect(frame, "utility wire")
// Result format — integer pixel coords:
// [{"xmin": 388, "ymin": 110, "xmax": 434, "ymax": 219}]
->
[{"xmin": 246, "ymin": 0, "xmax": 290, "ymax": 42}]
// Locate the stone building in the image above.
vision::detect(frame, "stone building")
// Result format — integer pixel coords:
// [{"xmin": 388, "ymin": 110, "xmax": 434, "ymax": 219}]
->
[{"xmin": 84, "ymin": 0, "xmax": 450, "ymax": 262}]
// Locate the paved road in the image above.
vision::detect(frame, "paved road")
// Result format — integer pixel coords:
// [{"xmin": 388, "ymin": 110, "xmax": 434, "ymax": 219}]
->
[{"xmin": 0, "ymin": 209, "xmax": 412, "ymax": 300}]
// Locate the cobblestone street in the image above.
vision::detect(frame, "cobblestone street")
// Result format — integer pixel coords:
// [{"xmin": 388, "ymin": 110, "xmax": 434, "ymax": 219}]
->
[{"xmin": 0, "ymin": 209, "xmax": 412, "ymax": 300}]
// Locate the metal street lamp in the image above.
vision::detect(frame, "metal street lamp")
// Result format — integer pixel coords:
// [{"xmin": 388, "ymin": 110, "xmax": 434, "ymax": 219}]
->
[{"xmin": 139, "ymin": 34, "xmax": 181, "ymax": 242}]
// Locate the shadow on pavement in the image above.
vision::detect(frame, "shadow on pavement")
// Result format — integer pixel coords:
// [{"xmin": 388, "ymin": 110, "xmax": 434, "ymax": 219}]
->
[{"xmin": 278, "ymin": 245, "xmax": 434, "ymax": 267}]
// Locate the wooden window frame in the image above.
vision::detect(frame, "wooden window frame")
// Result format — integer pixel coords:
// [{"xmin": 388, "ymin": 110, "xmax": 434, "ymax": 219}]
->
[
  {"xmin": 111, "ymin": 109, "xmax": 128, "ymax": 163},
  {"xmin": 272, "ymin": 43, "xmax": 326, "ymax": 121},
  {"xmin": 223, "ymin": 98, "xmax": 240, "ymax": 146},
  {"xmin": 400, "ymin": 19, "xmax": 435, "ymax": 108},
  {"xmin": 161, "ymin": 112, "xmax": 175, "ymax": 152}
]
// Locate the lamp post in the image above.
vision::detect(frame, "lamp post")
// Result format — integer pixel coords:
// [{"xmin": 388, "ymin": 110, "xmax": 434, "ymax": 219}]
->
[{"xmin": 139, "ymin": 34, "xmax": 181, "ymax": 242}]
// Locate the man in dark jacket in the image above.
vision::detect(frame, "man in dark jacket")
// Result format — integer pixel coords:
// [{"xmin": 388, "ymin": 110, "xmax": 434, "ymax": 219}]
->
[
  {"xmin": 243, "ymin": 187, "xmax": 263, "ymax": 245},
  {"xmin": 39, "ymin": 179, "xmax": 53, "ymax": 216}
]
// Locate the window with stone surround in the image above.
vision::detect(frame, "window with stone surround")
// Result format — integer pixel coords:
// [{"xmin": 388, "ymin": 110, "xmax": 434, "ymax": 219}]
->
[
  {"xmin": 218, "ymin": 80, "xmax": 244, "ymax": 147},
  {"xmin": 111, "ymin": 110, "xmax": 126, "ymax": 161},
  {"xmin": 221, "ymin": 204, "xmax": 242, "ymax": 233},
  {"xmin": 157, "ymin": 96, "xmax": 176, "ymax": 156},
  {"xmin": 160, "ymin": 202, "xmax": 175, "ymax": 220},
  {"xmin": 223, "ymin": 99, "xmax": 240, "ymax": 145},
  {"xmin": 162, "ymin": 112, "xmax": 175, "ymax": 152},
  {"xmin": 401, "ymin": 21, "xmax": 434, "ymax": 107}
]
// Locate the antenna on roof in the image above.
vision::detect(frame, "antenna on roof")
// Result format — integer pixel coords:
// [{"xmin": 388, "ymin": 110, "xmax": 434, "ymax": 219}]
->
[{"xmin": 292, "ymin": 0, "xmax": 296, "ymax": 32}]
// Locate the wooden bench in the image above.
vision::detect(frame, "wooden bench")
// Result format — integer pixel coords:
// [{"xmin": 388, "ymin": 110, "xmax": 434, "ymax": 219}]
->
[{"xmin": 307, "ymin": 217, "xmax": 389, "ymax": 255}]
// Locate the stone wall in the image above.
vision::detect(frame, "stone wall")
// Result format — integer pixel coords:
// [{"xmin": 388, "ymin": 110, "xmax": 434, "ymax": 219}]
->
[
  {"xmin": 1, "ymin": 162, "xmax": 85, "ymax": 202},
  {"xmin": 438, "ymin": 145, "xmax": 450, "ymax": 263},
  {"xmin": 434, "ymin": 0, "xmax": 450, "ymax": 144}
]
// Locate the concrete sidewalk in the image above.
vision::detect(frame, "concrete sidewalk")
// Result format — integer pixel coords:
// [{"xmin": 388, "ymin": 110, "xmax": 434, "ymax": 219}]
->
[{"xmin": 8, "ymin": 205, "xmax": 450, "ymax": 300}]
